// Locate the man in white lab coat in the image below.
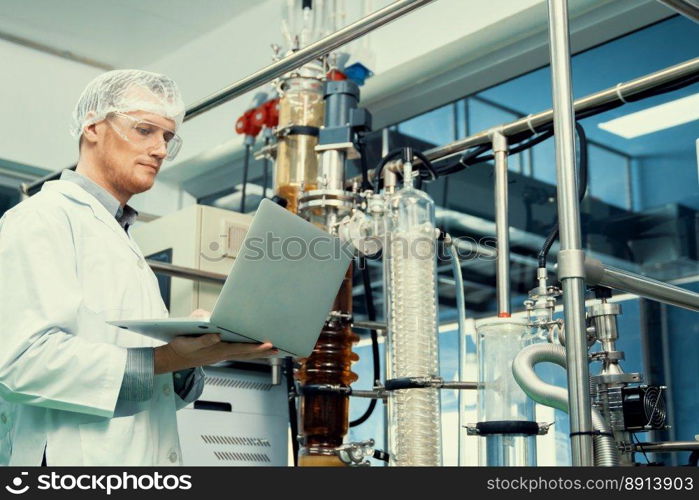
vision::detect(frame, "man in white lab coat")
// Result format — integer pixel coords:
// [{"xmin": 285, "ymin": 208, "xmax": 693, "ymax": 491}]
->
[{"xmin": 0, "ymin": 70, "xmax": 277, "ymax": 466}]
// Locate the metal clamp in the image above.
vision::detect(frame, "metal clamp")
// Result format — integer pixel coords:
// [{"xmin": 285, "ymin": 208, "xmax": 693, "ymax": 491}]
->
[
  {"xmin": 299, "ymin": 383, "xmax": 388, "ymax": 401},
  {"xmin": 315, "ymin": 141, "xmax": 361, "ymax": 160},
  {"xmin": 587, "ymin": 302, "xmax": 621, "ymax": 318},
  {"xmin": 591, "ymin": 372, "xmax": 642, "ymax": 385},
  {"xmin": 615, "ymin": 82, "xmax": 628, "ymax": 104},
  {"xmin": 489, "ymin": 128, "xmax": 508, "ymax": 153},
  {"xmin": 525, "ymin": 114, "xmax": 538, "ymax": 134},
  {"xmin": 298, "ymin": 189, "xmax": 359, "ymax": 215},
  {"xmin": 589, "ymin": 350, "xmax": 625, "ymax": 363},
  {"xmin": 557, "ymin": 249, "xmax": 587, "ymax": 280},
  {"xmin": 336, "ymin": 439, "xmax": 388, "ymax": 466},
  {"xmin": 328, "ymin": 310, "xmax": 353, "ymax": 322},
  {"xmin": 277, "ymin": 125, "xmax": 320, "ymax": 137}
]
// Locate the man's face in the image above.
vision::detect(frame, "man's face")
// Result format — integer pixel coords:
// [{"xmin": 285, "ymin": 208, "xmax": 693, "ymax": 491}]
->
[{"xmin": 93, "ymin": 110, "xmax": 177, "ymax": 197}]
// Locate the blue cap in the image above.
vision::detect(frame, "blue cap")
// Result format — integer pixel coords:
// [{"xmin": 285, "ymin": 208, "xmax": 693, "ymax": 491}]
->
[{"xmin": 344, "ymin": 62, "xmax": 374, "ymax": 86}]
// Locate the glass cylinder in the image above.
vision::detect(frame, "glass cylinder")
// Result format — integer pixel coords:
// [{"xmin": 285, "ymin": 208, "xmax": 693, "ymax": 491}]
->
[
  {"xmin": 385, "ymin": 183, "xmax": 442, "ymax": 466},
  {"xmin": 296, "ymin": 264, "xmax": 358, "ymax": 467},
  {"xmin": 274, "ymin": 77, "xmax": 324, "ymax": 214},
  {"xmin": 476, "ymin": 317, "xmax": 538, "ymax": 466}
]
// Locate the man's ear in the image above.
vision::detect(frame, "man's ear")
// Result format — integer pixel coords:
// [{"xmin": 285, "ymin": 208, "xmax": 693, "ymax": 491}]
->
[
  {"xmin": 81, "ymin": 111, "xmax": 101, "ymax": 146},
  {"xmin": 82, "ymin": 121, "xmax": 100, "ymax": 145}
]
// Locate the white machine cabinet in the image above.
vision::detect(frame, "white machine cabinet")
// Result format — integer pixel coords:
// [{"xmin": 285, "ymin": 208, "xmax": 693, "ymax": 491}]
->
[{"xmin": 132, "ymin": 204, "xmax": 289, "ymax": 466}]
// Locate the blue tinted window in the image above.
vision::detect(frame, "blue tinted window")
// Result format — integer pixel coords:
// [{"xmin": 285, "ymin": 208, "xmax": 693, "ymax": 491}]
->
[
  {"xmin": 587, "ymin": 144, "xmax": 631, "ymax": 209},
  {"xmin": 398, "ymin": 103, "xmax": 455, "ymax": 146}
]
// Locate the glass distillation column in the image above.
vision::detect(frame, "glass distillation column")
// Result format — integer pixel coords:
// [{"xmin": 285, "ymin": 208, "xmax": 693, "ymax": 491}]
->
[
  {"xmin": 475, "ymin": 318, "xmax": 539, "ymax": 465},
  {"xmin": 384, "ymin": 161, "xmax": 442, "ymax": 466},
  {"xmin": 274, "ymin": 74, "xmax": 324, "ymax": 213},
  {"xmin": 294, "ymin": 80, "xmax": 368, "ymax": 467}
]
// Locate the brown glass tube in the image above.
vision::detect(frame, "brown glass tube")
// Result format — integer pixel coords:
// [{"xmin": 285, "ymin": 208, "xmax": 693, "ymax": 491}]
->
[{"xmin": 296, "ymin": 265, "xmax": 358, "ymax": 466}]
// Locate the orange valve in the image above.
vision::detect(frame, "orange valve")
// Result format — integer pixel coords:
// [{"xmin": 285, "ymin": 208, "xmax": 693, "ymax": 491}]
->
[
  {"xmin": 235, "ymin": 108, "xmax": 263, "ymax": 138},
  {"xmin": 326, "ymin": 69, "xmax": 347, "ymax": 81}
]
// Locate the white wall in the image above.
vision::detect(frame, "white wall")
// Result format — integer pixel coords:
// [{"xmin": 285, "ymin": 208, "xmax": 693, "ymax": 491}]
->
[
  {"xmin": 0, "ymin": 37, "xmax": 101, "ymax": 170},
  {"xmin": 0, "ymin": 35, "xmax": 194, "ymax": 214}
]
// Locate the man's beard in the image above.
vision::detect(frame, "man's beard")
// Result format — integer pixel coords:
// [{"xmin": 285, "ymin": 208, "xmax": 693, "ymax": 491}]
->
[{"xmin": 103, "ymin": 155, "xmax": 153, "ymax": 198}]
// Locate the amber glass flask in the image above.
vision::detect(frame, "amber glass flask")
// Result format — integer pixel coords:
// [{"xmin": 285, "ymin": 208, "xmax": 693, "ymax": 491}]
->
[{"xmin": 296, "ymin": 266, "xmax": 358, "ymax": 466}]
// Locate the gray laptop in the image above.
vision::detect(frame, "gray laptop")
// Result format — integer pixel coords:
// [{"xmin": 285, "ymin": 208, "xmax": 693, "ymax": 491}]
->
[{"xmin": 109, "ymin": 199, "xmax": 353, "ymax": 357}]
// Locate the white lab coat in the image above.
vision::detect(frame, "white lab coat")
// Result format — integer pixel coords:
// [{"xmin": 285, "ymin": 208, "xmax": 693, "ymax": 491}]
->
[{"xmin": 0, "ymin": 180, "xmax": 188, "ymax": 466}]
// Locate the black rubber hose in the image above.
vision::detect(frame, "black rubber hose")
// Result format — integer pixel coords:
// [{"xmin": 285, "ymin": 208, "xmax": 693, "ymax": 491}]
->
[
  {"xmin": 374, "ymin": 147, "xmax": 438, "ymax": 190},
  {"xmin": 537, "ymin": 121, "xmax": 589, "ymax": 269},
  {"xmin": 413, "ymin": 150, "xmax": 438, "ymax": 181},
  {"xmin": 373, "ymin": 147, "xmax": 404, "ymax": 190},
  {"xmin": 348, "ymin": 393, "xmax": 377, "ymax": 429},
  {"xmin": 240, "ymin": 142, "xmax": 251, "ymax": 213},
  {"xmin": 361, "ymin": 261, "xmax": 380, "ymax": 382},
  {"xmin": 447, "ymin": 125, "xmax": 555, "ymax": 174},
  {"xmin": 284, "ymin": 356, "xmax": 299, "ymax": 466},
  {"xmin": 262, "ymin": 136, "xmax": 269, "ymax": 199},
  {"xmin": 349, "ymin": 256, "xmax": 381, "ymax": 428},
  {"xmin": 358, "ymin": 136, "xmax": 373, "ymax": 191}
]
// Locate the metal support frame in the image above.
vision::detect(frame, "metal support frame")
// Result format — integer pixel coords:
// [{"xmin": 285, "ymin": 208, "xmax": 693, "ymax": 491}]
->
[
  {"xmin": 546, "ymin": 0, "xmax": 593, "ymax": 466},
  {"xmin": 584, "ymin": 257, "xmax": 699, "ymax": 312},
  {"xmin": 491, "ymin": 130, "xmax": 511, "ymax": 316},
  {"xmin": 418, "ymin": 57, "xmax": 699, "ymax": 164},
  {"xmin": 145, "ymin": 260, "xmax": 226, "ymax": 285}
]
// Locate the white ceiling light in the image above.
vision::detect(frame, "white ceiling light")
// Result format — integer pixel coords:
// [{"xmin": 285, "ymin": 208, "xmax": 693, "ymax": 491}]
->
[{"xmin": 598, "ymin": 92, "xmax": 699, "ymax": 139}]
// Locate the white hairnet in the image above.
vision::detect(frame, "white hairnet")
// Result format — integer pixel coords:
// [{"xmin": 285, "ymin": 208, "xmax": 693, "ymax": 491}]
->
[{"xmin": 70, "ymin": 69, "xmax": 185, "ymax": 138}]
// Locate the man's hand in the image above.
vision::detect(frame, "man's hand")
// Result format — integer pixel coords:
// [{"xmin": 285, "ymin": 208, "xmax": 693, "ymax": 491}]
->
[
  {"xmin": 189, "ymin": 308, "xmax": 211, "ymax": 320},
  {"xmin": 154, "ymin": 334, "xmax": 278, "ymax": 374}
]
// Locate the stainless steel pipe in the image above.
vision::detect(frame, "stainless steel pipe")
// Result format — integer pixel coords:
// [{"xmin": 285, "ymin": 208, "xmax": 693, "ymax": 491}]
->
[
  {"xmin": 657, "ymin": 0, "xmax": 699, "ymax": 22},
  {"xmin": 547, "ymin": 0, "xmax": 593, "ymax": 466},
  {"xmin": 146, "ymin": 260, "xmax": 227, "ymax": 285},
  {"xmin": 584, "ymin": 257, "xmax": 699, "ymax": 312},
  {"xmin": 492, "ymin": 131, "xmax": 511, "ymax": 316},
  {"xmin": 184, "ymin": 0, "xmax": 435, "ymax": 121},
  {"xmin": 352, "ymin": 320, "xmax": 388, "ymax": 331},
  {"xmin": 635, "ymin": 441, "xmax": 699, "ymax": 452},
  {"xmin": 441, "ymin": 381, "xmax": 478, "ymax": 390}
]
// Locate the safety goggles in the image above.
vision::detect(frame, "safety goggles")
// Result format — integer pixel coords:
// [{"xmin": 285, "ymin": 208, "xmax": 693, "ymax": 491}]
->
[{"xmin": 107, "ymin": 112, "xmax": 182, "ymax": 160}]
